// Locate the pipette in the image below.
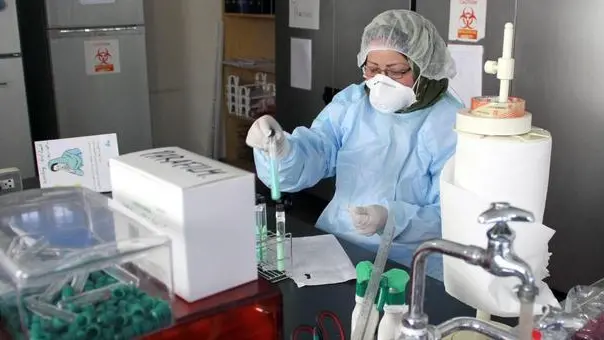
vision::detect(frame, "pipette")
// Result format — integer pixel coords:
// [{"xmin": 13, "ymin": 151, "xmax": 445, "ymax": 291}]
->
[
  {"xmin": 267, "ymin": 130, "xmax": 281, "ymax": 201},
  {"xmin": 275, "ymin": 203, "xmax": 286, "ymax": 271}
]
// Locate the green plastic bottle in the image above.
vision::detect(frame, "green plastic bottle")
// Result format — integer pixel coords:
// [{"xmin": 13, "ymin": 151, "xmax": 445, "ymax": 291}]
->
[
  {"xmin": 351, "ymin": 261, "xmax": 380, "ymax": 340},
  {"xmin": 377, "ymin": 268, "xmax": 410, "ymax": 340}
]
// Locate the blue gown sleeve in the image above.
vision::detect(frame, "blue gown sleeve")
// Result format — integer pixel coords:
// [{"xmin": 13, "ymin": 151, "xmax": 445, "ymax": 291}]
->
[
  {"xmin": 386, "ymin": 101, "xmax": 459, "ymax": 242},
  {"xmin": 253, "ymin": 89, "xmax": 351, "ymax": 193}
]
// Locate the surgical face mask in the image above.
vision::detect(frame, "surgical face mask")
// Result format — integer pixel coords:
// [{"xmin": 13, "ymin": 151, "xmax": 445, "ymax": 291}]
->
[{"xmin": 365, "ymin": 74, "xmax": 417, "ymax": 114}]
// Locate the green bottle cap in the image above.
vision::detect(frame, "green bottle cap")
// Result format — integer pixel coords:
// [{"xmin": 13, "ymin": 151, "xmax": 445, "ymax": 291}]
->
[
  {"xmin": 355, "ymin": 261, "xmax": 373, "ymax": 298},
  {"xmin": 383, "ymin": 268, "xmax": 410, "ymax": 305},
  {"xmin": 85, "ymin": 324, "xmax": 101, "ymax": 338},
  {"xmin": 61, "ymin": 286, "xmax": 75, "ymax": 299}
]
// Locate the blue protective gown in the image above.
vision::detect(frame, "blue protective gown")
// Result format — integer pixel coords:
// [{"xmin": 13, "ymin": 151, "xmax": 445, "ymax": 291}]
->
[{"xmin": 253, "ymin": 83, "xmax": 462, "ymax": 280}]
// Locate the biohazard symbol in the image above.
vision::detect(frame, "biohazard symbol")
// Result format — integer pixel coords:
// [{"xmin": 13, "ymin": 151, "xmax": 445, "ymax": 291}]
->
[
  {"xmin": 93, "ymin": 47, "xmax": 115, "ymax": 73},
  {"xmin": 459, "ymin": 7, "xmax": 477, "ymax": 29},
  {"xmin": 95, "ymin": 48, "xmax": 112, "ymax": 64}
]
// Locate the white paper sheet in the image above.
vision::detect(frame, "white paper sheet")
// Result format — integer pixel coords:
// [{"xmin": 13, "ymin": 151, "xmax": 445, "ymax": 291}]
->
[
  {"xmin": 440, "ymin": 157, "xmax": 560, "ymax": 316},
  {"xmin": 289, "ymin": 0, "xmax": 320, "ymax": 30},
  {"xmin": 290, "ymin": 38, "xmax": 312, "ymax": 90},
  {"xmin": 289, "ymin": 234, "xmax": 356, "ymax": 287},
  {"xmin": 448, "ymin": 0, "xmax": 487, "ymax": 42},
  {"xmin": 79, "ymin": 0, "xmax": 115, "ymax": 5},
  {"xmin": 34, "ymin": 133, "xmax": 119, "ymax": 192},
  {"xmin": 448, "ymin": 44, "xmax": 483, "ymax": 108}
]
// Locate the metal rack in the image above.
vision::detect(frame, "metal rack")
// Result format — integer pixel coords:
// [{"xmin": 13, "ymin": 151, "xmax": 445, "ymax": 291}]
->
[{"xmin": 256, "ymin": 230, "xmax": 293, "ymax": 283}]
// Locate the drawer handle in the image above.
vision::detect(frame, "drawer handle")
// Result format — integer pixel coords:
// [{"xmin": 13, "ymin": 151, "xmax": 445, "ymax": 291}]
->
[{"xmin": 0, "ymin": 82, "xmax": 8, "ymax": 87}]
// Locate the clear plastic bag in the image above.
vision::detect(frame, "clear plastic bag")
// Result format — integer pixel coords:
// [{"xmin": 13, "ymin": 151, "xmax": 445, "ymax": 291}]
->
[{"xmin": 533, "ymin": 285, "xmax": 604, "ymax": 339}]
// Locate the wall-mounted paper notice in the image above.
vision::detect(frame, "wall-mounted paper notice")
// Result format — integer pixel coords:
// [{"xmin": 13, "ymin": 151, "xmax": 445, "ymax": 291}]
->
[
  {"xmin": 79, "ymin": 0, "xmax": 115, "ymax": 4},
  {"xmin": 448, "ymin": 0, "xmax": 487, "ymax": 42},
  {"xmin": 290, "ymin": 38, "xmax": 312, "ymax": 90},
  {"xmin": 448, "ymin": 44, "xmax": 484, "ymax": 108},
  {"xmin": 289, "ymin": 0, "xmax": 320, "ymax": 30}
]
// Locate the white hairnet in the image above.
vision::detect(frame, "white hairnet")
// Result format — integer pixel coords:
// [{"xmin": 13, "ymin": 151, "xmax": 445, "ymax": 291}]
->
[{"xmin": 357, "ymin": 9, "xmax": 456, "ymax": 80}]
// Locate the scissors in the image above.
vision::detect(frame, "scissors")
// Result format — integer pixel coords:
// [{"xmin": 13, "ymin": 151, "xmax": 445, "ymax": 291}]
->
[{"xmin": 291, "ymin": 310, "xmax": 346, "ymax": 340}]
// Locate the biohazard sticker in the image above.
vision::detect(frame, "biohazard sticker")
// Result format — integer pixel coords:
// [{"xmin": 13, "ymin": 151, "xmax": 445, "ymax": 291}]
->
[
  {"xmin": 84, "ymin": 39, "xmax": 121, "ymax": 75},
  {"xmin": 448, "ymin": 0, "xmax": 487, "ymax": 42}
]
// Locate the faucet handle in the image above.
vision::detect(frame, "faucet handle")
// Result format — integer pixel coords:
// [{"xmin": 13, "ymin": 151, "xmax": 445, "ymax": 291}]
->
[{"xmin": 478, "ymin": 202, "xmax": 535, "ymax": 225}]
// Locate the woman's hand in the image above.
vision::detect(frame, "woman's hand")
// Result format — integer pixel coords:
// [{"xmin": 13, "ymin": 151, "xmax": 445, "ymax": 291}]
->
[
  {"xmin": 349, "ymin": 205, "xmax": 388, "ymax": 236},
  {"xmin": 246, "ymin": 115, "xmax": 290, "ymax": 159}
]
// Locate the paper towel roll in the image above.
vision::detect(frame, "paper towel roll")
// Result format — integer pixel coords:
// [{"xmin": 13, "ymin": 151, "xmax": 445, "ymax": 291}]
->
[
  {"xmin": 441, "ymin": 157, "xmax": 560, "ymax": 317},
  {"xmin": 454, "ymin": 128, "xmax": 552, "ymax": 222}
]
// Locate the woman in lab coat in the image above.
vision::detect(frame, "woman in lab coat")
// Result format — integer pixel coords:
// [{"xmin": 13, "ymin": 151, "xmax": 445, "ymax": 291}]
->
[{"xmin": 246, "ymin": 9, "xmax": 461, "ymax": 280}]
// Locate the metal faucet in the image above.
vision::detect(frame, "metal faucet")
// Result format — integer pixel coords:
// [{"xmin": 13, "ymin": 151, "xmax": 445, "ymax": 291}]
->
[{"xmin": 398, "ymin": 202, "xmax": 539, "ymax": 340}]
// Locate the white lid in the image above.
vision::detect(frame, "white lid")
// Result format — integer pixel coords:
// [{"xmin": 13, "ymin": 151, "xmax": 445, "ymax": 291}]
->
[
  {"xmin": 455, "ymin": 108, "xmax": 532, "ymax": 136},
  {"xmin": 457, "ymin": 127, "xmax": 552, "ymax": 142},
  {"xmin": 112, "ymin": 147, "xmax": 250, "ymax": 189}
]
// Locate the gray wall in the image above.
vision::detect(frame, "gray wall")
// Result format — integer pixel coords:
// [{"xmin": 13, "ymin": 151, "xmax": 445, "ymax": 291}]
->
[
  {"xmin": 423, "ymin": 0, "xmax": 604, "ymax": 292},
  {"xmin": 514, "ymin": 0, "xmax": 604, "ymax": 291},
  {"xmin": 275, "ymin": 0, "xmax": 411, "ymax": 201},
  {"xmin": 277, "ymin": 0, "xmax": 604, "ymax": 290}
]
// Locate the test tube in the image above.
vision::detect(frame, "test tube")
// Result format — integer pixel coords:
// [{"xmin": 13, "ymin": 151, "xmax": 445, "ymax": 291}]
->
[
  {"xmin": 104, "ymin": 265, "xmax": 140, "ymax": 287},
  {"xmin": 58, "ymin": 282, "xmax": 125, "ymax": 309},
  {"xmin": 39, "ymin": 276, "xmax": 72, "ymax": 303},
  {"xmin": 71, "ymin": 271, "xmax": 90, "ymax": 294},
  {"xmin": 275, "ymin": 203, "xmax": 286, "ymax": 271},
  {"xmin": 267, "ymin": 132, "xmax": 281, "ymax": 201},
  {"xmin": 26, "ymin": 296, "xmax": 77, "ymax": 322},
  {"xmin": 255, "ymin": 194, "xmax": 268, "ymax": 262}
]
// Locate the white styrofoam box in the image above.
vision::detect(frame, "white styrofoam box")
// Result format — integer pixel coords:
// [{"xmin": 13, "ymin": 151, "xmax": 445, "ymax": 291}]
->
[{"xmin": 109, "ymin": 147, "xmax": 257, "ymax": 302}]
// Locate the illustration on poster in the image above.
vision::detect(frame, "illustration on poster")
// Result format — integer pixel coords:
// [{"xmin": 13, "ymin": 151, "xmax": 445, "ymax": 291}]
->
[
  {"xmin": 84, "ymin": 39, "xmax": 121, "ymax": 75},
  {"xmin": 292, "ymin": 0, "xmax": 312, "ymax": 18},
  {"xmin": 95, "ymin": 47, "xmax": 114, "ymax": 72},
  {"xmin": 458, "ymin": 6, "xmax": 478, "ymax": 39},
  {"xmin": 448, "ymin": 0, "xmax": 485, "ymax": 42}
]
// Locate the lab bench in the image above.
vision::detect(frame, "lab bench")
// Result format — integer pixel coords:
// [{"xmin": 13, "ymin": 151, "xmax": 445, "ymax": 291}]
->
[{"xmin": 0, "ymin": 179, "xmax": 508, "ymax": 339}]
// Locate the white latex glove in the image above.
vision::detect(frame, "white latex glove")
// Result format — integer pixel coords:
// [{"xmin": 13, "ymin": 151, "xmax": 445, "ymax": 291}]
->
[
  {"xmin": 349, "ymin": 205, "xmax": 388, "ymax": 236},
  {"xmin": 245, "ymin": 115, "xmax": 290, "ymax": 159}
]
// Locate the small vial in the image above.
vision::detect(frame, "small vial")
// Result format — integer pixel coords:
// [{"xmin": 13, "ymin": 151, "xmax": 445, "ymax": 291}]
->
[
  {"xmin": 255, "ymin": 195, "xmax": 268, "ymax": 262},
  {"xmin": 104, "ymin": 265, "xmax": 140, "ymax": 286},
  {"xmin": 58, "ymin": 282, "xmax": 125, "ymax": 308},
  {"xmin": 275, "ymin": 203, "xmax": 286, "ymax": 271},
  {"xmin": 26, "ymin": 296, "xmax": 77, "ymax": 322},
  {"xmin": 267, "ymin": 133, "xmax": 281, "ymax": 201},
  {"xmin": 71, "ymin": 271, "xmax": 90, "ymax": 294}
]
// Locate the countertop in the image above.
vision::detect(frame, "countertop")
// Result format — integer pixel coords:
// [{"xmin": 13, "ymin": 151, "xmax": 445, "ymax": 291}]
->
[{"xmin": 274, "ymin": 209, "xmax": 481, "ymax": 339}]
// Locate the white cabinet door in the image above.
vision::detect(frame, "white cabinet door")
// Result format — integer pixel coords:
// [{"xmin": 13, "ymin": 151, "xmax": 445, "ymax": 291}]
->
[
  {"xmin": 0, "ymin": 0, "xmax": 22, "ymax": 54},
  {"xmin": 0, "ymin": 57, "xmax": 35, "ymax": 178}
]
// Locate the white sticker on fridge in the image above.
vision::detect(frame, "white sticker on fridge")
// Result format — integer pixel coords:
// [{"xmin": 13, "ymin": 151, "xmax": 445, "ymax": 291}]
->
[
  {"xmin": 84, "ymin": 39, "xmax": 121, "ymax": 76},
  {"xmin": 79, "ymin": 0, "xmax": 116, "ymax": 4}
]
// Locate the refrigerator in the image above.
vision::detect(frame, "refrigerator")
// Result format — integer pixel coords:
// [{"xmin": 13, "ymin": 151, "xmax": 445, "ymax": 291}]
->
[
  {"xmin": 0, "ymin": 0, "xmax": 36, "ymax": 178},
  {"xmin": 45, "ymin": 0, "xmax": 153, "ymax": 154}
]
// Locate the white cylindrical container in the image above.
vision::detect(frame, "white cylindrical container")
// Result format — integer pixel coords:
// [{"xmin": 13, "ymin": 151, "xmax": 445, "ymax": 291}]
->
[
  {"xmin": 377, "ymin": 304, "xmax": 408, "ymax": 340},
  {"xmin": 351, "ymin": 295, "xmax": 380, "ymax": 340},
  {"xmin": 454, "ymin": 127, "xmax": 552, "ymax": 222}
]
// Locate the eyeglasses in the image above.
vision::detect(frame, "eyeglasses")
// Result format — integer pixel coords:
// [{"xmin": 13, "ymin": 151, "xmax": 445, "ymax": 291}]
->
[{"xmin": 362, "ymin": 65, "xmax": 412, "ymax": 80}]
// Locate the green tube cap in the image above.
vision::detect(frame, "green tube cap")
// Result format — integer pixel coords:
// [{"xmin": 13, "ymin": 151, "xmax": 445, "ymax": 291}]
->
[
  {"xmin": 355, "ymin": 261, "xmax": 373, "ymax": 298},
  {"xmin": 382, "ymin": 269, "xmax": 410, "ymax": 306}
]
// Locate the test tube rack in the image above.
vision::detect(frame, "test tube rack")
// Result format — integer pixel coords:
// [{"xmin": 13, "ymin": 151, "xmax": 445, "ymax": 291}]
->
[
  {"xmin": 226, "ymin": 72, "xmax": 276, "ymax": 120},
  {"xmin": 256, "ymin": 230, "xmax": 293, "ymax": 283}
]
